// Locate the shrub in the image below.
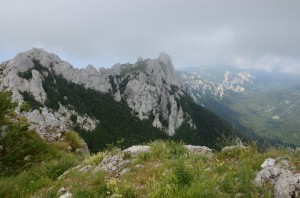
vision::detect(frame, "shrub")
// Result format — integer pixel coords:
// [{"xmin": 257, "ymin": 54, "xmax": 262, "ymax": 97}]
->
[
  {"xmin": 173, "ymin": 161, "xmax": 192, "ymax": 186},
  {"xmin": 85, "ymin": 151, "xmax": 107, "ymax": 166},
  {"xmin": 70, "ymin": 114, "xmax": 77, "ymax": 123},
  {"xmin": 20, "ymin": 102, "xmax": 31, "ymax": 112},
  {"xmin": 64, "ymin": 131, "xmax": 84, "ymax": 151},
  {"xmin": 43, "ymin": 158, "xmax": 78, "ymax": 180},
  {"xmin": 19, "ymin": 91, "xmax": 43, "ymax": 110},
  {"xmin": 18, "ymin": 70, "xmax": 32, "ymax": 80},
  {"xmin": 0, "ymin": 91, "xmax": 17, "ymax": 121}
]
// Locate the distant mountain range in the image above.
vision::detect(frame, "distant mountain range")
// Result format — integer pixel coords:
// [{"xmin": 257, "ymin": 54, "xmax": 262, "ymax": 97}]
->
[{"xmin": 178, "ymin": 66, "xmax": 300, "ymax": 147}]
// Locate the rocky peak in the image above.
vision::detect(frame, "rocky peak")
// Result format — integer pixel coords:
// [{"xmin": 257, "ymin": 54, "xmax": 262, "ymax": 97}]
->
[
  {"xmin": 158, "ymin": 52, "xmax": 172, "ymax": 66},
  {"xmin": 144, "ymin": 52, "xmax": 181, "ymax": 88},
  {"xmin": 114, "ymin": 52, "xmax": 185, "ymax": 135}
]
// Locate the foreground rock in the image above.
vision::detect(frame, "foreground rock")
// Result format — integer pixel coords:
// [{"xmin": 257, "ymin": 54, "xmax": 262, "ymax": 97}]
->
[
  {"xmin": 255, "ymin": 158, "xmax": 300, "ymax": 198},
  {"xmin": 221, "ymin": 138, "xmax": 246, "ymax": 152},
  {"xmin": 184, "ymin": 145, "xmax": 213, "ymax": 155},
  {"xmin": 93, "ymin": 155, "xmax": 129, "ymax": 174},
  {"xmin": 123, "ymin": 145, "xmax": 150, "ymax": 155},
  {"xmin": 57, "ymin": 187, "xmax": 72, "ymax": 198}
]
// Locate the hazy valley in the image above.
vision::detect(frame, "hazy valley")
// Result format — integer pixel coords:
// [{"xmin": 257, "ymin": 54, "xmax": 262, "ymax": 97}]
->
[{"xmin": 179, "ymin": 66, "xmax": 300, "ymax": 147}]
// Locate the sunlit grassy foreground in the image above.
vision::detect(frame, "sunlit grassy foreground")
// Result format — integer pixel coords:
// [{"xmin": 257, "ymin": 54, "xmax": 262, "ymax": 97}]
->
[{"xmin": 2, "ymin": 135, "xmax": 300, "ymax": 198}]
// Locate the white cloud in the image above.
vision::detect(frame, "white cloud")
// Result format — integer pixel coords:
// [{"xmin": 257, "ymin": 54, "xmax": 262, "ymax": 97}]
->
[{"xmin": 0, "ymin": 0, "xmax": 300, "ymax": 73}]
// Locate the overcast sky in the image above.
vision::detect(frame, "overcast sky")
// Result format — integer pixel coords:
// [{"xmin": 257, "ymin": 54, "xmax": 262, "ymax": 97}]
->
[{"xmin": 1, "ymin": 0, "xmax": 300, "ymax": 73}]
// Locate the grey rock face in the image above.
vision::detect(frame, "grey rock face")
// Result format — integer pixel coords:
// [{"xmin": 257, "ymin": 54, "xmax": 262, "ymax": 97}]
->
[
  {"xmin": 261, "ymin": 158, "xmax": 275, "ymax": 168},
  {"xmin": 255, "ymin": 158, "xmax": 300, "ymax": 198},
  {"xmin": 275, "ymin": 173, "xmax": 300, "ymax": 198},
  {"xmin": 23, "ymin": 106, "xmax": 98, "ymax": 141},
  {"xmin": 120, "ymin": 53, "xmax": 185, "ymax": 135},
  {"xmin": 93, "ymin": 155, "xmax": 129, "ymax": 174}
]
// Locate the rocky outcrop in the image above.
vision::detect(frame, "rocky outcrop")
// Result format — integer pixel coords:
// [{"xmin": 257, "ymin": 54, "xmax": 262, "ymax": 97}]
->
[
  {"xmin": 23, "ymin": 106, "xmax": 98, "ymax": 141},
  {"xmin": 93, "ymin": 155, "xmax": 129, "ymax": 174},
  {"xmin": 0, "ymin": 48, "xmax": 191, "ymax": 137},
  {"xmin": 255, "ymin": 158, "xmax": 300, "ymax": 198},
  {"xmin": 57, "ymin": 187, "xmax": 73, "ymax": 198}
]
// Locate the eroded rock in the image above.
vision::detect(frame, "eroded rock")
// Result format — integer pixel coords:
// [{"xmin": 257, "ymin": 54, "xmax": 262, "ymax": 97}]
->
[
  {"xmin": 93, "ymin": 155, "xmax": 129, "ymax": 174},
  {"xmin": 255, "ymin": 158, "xmax": 300, "ymax": 198},
  {"xmin": 261, "ymin": 158, "xmax": 275, "ymax": 168},
  {"xmin": 57, "ymin": 187, "xmax": 72, "ymax": 198}
]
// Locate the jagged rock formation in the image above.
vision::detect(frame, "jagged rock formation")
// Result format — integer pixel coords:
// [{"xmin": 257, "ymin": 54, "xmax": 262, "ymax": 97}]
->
[
  {"xmin": 0, "ymin": 48, "xmax": 189, "ymax": 137},
  {"xmin": 115, "ymin": 52, "xmax": 184, "ymax": 135}
]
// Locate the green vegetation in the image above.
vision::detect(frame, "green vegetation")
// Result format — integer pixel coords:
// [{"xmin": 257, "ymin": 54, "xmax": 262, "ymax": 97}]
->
[
  {"xmin": 18, "ymin": 70, "xmax": 33, "ymax": 80},
  {"xmin": 174, "ymin": 94, "xmax": 233, "ymax": 150},
  {"xmin": 0, "ymin": 91, "xmax": 85, "ymax": 197},
  {"xmin": 70, "ymin": 114, "xmax": 77, "ymax": 123},
  {"xmin": 19, "ymin": 91, "xmax": 43, "ymax": 110},
  {"xmin": 204, "ymin": 88, "xmax": 300, "ymax": 147},
  {"xmin": 0, "ymin": 91, "xmax": 17, "ymax": 121},
  {"xmin": 2, "ymin": 138, "xmax": 300, "ymax": 197}
]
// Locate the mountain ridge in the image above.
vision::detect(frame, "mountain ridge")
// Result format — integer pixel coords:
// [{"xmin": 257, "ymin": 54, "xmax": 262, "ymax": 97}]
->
[{"xmin": 0, "ymin": 48, "xmax": 233, "ymax": 151}]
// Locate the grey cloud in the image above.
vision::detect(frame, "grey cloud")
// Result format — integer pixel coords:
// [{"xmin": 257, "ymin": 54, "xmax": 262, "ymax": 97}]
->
[{"xmin": 0, "ymin": 0, "xmax": 300, "ymax": 72}]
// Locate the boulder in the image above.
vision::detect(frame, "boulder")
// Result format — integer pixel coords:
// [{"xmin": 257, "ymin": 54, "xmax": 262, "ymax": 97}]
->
[
  {"xmin": 58, "ymin": 187, "xmax": 72, "ymax": 198},
  {"xmin": 221, "ymin": 138, "xmax": 246, "ymax": 152},
  {"xmin": 184, "ymin": 145, "xmax": 213, "ymax": 155},
  {"xmin": 255, "ymin": 158, "xmax": 300, "ymax": 198},
  {"xmin": 275, "ymin": 173, "xmax": 300, "ymax": 198},
  {"xmin": 123, "ymin": 145, "xmax": 150, "ymax": 155},
  {"xmin": 93, "ymin": 155, "xmax": 129, "ymax": 174},
  {"xmin": 261, "ymin": 158, "xmax": 275, "ymax": 168}
]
